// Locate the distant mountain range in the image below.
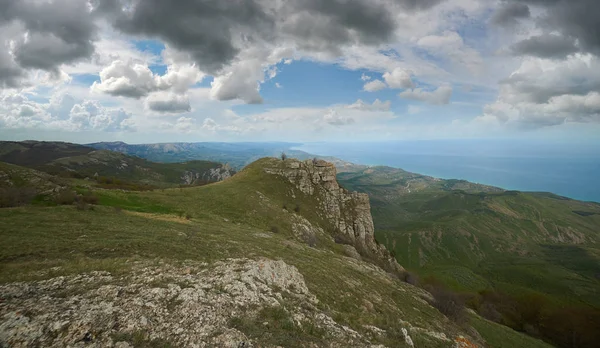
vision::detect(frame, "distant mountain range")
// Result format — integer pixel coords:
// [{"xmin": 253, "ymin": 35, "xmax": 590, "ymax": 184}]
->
[{"xmin": 0, "ymin": 141, "xmax": 233, "ymax": 187}]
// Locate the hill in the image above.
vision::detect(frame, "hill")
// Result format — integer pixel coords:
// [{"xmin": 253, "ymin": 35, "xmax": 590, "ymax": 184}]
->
[
  {"xmin": 87, "ymin": 141, "xmax": 311, "ymax": 169},
  {"xmin": 338, "ymin": 165, "xmax": 600, "ymax": 347},
  {"xmin": 0, "ymin": 141, "xmax": 234, "ymax": 188},
  {"xmin": 0, "ymin": 157, "xmax": 552, "ymax": 348}
]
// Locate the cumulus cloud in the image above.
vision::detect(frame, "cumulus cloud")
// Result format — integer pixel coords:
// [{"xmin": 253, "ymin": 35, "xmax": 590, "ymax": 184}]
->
[
  {"xmin": 92, "ymin": 59, "xmax": 204, "ymax": 99},
  {"xmin": 363, "ymin": 79, "xmax": 387, "ymax": 92},
  {"xmin": 92, "ymin": 60, "xmax": 160, "ymax": 98},
  {"xmin": 383, "ymin": 68, "xmax": 414, "ymax": 89},
  {"xmin": 146, "ymin": 93, "xmax": 191, "ymax": 114},
  {"xmin": 361, "ymin": 73, "xmax": 371, "ymax": 81},
  {"xmin": 69, "ymin": 100, "xmax": 133, "ymax": 131},
  {"xmin": 0, "ymin": 91, "xmax": 133, "ymax": 132},
  {"xmin": 399, "ymin": 85, "xmax": 453, "ymax": 105},
  {"xmin": 483, "ymin": 53, "xmax": 600, "ymax": 127}
]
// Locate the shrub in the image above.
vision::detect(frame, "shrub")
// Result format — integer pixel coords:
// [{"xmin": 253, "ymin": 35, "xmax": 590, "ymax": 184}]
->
[
  {"xmin": 270, "ymin": 226, "xmax": 280, "ymax": 234},
  {"xmin": 282, "ymin": 204, "xmax": 288, "ymax": 211},
  {"xmin": 294, "ymin": 204, "xmax": 301, "ymax": 213},
  {"xmin": 80, "ymin": 190, "xmax": 99, "ymax": 204},
  {"xmin": 401, "ymin": 271, "xmax": 419, "ymax": 286},
  {"xmin": 334, "ymin": 233, "xmax": 353, "ymax": 245},
  {"xmin": 75, "ymin": 200, "xmax": 88, "ymax": 211},
  {"xmin": 0, "ymin": 187, "xmax": 36, "ymax": 208},
  {"xmin": 303, "ymin": 233, "xmax": 317, "ymax": 247},
  {"xmin": 54, "ymin": 190, "xmax": 77, "ymax": 205},
  {"xmin": 429, "ymin": 285, "xmax": 466, "ymax": 323}
]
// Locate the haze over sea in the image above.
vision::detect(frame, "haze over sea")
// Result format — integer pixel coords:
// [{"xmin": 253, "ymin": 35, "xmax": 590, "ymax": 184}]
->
[{"xmin": 294, "ymin": 140, "xmax": 600, "ymax": 203}]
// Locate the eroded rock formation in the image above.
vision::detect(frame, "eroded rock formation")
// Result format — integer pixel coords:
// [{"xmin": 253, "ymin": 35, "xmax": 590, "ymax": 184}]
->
[{"xmin": 264, "ymin": 159, "xmax": 404, "ymax": 273}]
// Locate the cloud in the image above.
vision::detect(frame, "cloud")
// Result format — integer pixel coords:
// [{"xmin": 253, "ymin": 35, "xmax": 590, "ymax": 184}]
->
[
  {"xmin": 146, "ymin": 93, "xmax": 191, "ymax": 114},
  {"xmin": 383, "ymin": 68, "xmax": 414, "ymax": 89},
  {"xmin": 210, "ymin": 60, "xmax": 264, "ymax": 104},
  {"xmin": 490, "ymin": 2, "xmax": 530, "ymax": 27},
  {"xmin": 363, "ymin": 79, "xmax": 387, "ymax": 92},
  {"xmin": 0, "ymin": 0, "xmax": 96, "ymax": 83},
  {"xmin": 399, "ymin": 85, "xmax": 452, "ymax": 104},
  {"xmin": 501, "ymin": 0, "xmax": 600, "ymax": 57},
  {"xmin": 92, "ymin": 60, "xmax": 160, "ymax": 98},
  {"xmin": 348, "ymin": 99, "xmax": 391, "ymax": 112},
  {"xmin": 0, "ymin": 91, "xmax": 134, "ymax": 132},
  {"xmin": 361, "ymin": 73, "xmax": 371, "ymax": 81},
  {"xmin": 69, "ymin": 100, "xmax": 133, "ymax": 131},
  {"xmin": 416, "ymin": 31, "xmax": 483, "ymax": 75},
  {"xmin": 275, "ymin": 82, "xmax": 282, "ymax": 89},
  {"xmin": 103, "ymin": 0, "xmax": 441, "ymax": 74},
  {"xmin": 483, "ymin": 53, "xmax": 600, "ymax": 127},
  {"xmin": 510, "ymin": 34, "xmax": 578, "ymax": 59},
  {"xmin": 324, "ymin": 109, "xmax": 355, "ymax": 126},
  {"xmin": 92, "ymin": 59, "xmax": 204, "ymax": 99}
]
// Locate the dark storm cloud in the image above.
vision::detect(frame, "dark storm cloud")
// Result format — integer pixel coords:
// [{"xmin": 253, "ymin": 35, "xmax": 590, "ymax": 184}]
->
[
  {"xmin": 0, "ymin": 0, "xmax": 97, "ymax": 86},
  {"xmin": 0, "ymin": 51, "xmax": 24, "ymax": 88},
  {"xmin": 2, "ymin": 0, "xmax": 96, "ymax": 71},
  {"xmin": 107, "ymin": 0, "xmax": 273, "ymax": 74},
  {"xmin": 1, "ymin": 0, "xmax": 447, "ymax": 87},
  {"xmin": 502, "ymin": 0, "xmax": 600, "ymax": 57},
  {"xmin": 490, "ymin": 2, "xmax": 530, "ymax": 27},
  {"xmin": 102, "ymin": 0, "xmax": 446, "ymax": 74},
  {"xmin": 510, "ymin": 34, "xmax": 578, "ymax": 59}
]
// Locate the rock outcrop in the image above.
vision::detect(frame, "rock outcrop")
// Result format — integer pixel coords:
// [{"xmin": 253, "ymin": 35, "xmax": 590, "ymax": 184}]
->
[
  {"xmin": 0, "ymin": 259, "xmax": 385, "ymax": 348},
  {"xmin": 264, "ymin": 159, "xmax": 404, "ymax": 273},
  {"xmin": 180, "ymin": 165, "xmax": 233, "ymax": 185}
]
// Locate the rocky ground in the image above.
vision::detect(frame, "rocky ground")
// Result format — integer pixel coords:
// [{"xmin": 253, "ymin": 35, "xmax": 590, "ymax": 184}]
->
[{"xmin": 0, "ymin": 258, "xmax": 411, "ymax": 348}]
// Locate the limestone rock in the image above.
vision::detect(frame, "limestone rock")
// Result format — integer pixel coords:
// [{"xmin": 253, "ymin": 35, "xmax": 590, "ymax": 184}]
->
[
  {"xmin": 264, "ymin": 159, "xmax": 403, "ymax": 273},
  {"xmin": 0, "ymin": 259, "xmax": 379, "ymax": 348}
]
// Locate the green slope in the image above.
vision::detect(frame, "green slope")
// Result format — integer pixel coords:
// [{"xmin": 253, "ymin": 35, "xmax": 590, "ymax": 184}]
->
[
  {"xmin": 0, "ymin": 157, "xmax": 553, "ymax": 347},
  {"xmin": 338, "ymin": 165, "xmax": 600, "ymax": 347}
]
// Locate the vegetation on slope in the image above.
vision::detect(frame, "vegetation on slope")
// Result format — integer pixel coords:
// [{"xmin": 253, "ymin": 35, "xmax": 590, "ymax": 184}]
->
[
  {"xmin": 0, "ymin": 141, "xmax": 233, "ymax": 188},
  {"xmin": 0, "ymin": 157, "xmax": 552, "ymax": 347},
  {"xmin": 338, "ymin": 165, "xmax": 600, "ymax": 347}
]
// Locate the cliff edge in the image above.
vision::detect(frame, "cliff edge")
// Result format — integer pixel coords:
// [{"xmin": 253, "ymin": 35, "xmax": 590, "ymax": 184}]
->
[{"xmin": 264, "ymin": 158, "xmax": 403, "ymax": 274}]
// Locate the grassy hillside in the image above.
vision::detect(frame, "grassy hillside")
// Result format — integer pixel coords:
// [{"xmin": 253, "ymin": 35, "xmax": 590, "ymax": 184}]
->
[
  {"xmin": 0, "ymin": 141, "xmax": 233, "ymax": 188},
  {"xmin": 0, "ymin": 157, "xmax": 552, "ymax": 348},
  {"xmin": 338, "ymin": 166, "xmax": 600, "ymax": 347}
]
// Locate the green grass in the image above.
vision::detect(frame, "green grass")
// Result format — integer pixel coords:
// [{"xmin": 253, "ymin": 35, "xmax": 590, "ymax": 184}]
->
[
  {"xmin": 469, "ymin": 313, "xmax": 552, "ymax": 348},
  {"xmin": 0, "ymin": 157, "xmax": 577, "ymax": 347},
  {"xmin": 338, "ymin": 167, "xmax": 600, "ymax": 307}
]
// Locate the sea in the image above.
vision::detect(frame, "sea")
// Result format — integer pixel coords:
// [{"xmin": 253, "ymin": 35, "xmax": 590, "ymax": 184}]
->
[{"xmin": 293, "ymin": 140, "xmax": 600, "ymax": 203}]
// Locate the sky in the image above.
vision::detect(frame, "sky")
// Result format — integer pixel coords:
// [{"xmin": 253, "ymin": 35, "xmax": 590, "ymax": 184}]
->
[{"xmin": 1, "ymin": 0, "xmax": 600, "ymax": 143}]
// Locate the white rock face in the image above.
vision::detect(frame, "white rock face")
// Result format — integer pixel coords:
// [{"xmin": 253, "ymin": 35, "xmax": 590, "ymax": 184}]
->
[
  {"xmin": 180, "ymin": 165, "xmax": 233, "ymax": 185},
  {"xmin": 0, "ymin": 259, "xmax": 382, "ymax": 348},
  {"xmin": 264, "ymin": 159, "xmax": 403, "ymax": 273}
]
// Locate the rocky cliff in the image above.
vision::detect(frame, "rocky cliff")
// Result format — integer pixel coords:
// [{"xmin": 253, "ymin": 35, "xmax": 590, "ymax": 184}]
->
[
  {"xmin": 180, "ymin": 164, "xmax": 233, "ymax": 185},
  {"xmin": 264, "ymin": 158, "xmax": 403, "ymax": 273}
]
